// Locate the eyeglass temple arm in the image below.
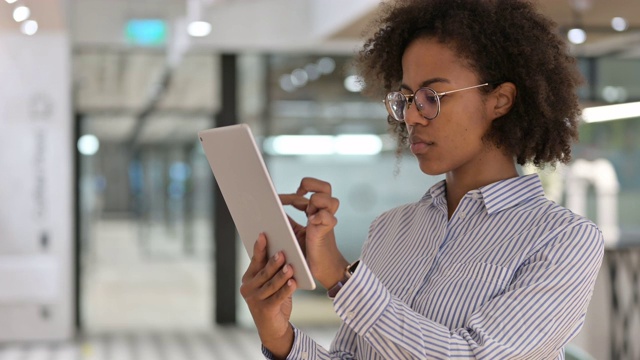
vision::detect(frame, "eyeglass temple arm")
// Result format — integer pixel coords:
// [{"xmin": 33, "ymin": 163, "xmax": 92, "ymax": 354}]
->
[{"xmin": 437, "ymin": 83, "xmax": 490, "ymax": 96}]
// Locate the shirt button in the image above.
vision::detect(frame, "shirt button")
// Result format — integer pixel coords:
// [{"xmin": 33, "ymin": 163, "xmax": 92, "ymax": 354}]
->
[
  {"xmin": 302, "ymin": 352, "xmax": 308, "ymax": 359},
  {"xmin": 472, "ymin": 193, "xmax": 480, "ymax": 200},
  {"xmin": 458, "ymin": 211, "xmax": 466, "ymax": 219},
  {"xmin": 347, "ymin": 311, "xmax": 355, "ymax": 319}
]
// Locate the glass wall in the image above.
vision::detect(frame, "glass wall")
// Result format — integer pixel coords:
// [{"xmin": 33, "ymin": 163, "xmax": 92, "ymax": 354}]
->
[
  {"xmin": 76, "ymin": 50, "xmax": 217, "ymax": 331},
  {"xmin": 574, "ymin": 57, "xmax": 640, "ymax": 241}
]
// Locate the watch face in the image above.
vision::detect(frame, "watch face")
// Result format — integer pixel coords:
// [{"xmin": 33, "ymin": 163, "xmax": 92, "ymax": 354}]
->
[{"xmin": 348, "ymin": 260, "xmax": 360, "ymax": 275}]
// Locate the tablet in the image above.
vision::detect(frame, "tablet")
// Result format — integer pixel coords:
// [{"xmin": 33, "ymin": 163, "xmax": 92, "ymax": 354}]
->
[{"xmin": 198, "ymin": 124, "xmax": 316, "ymax": 290}]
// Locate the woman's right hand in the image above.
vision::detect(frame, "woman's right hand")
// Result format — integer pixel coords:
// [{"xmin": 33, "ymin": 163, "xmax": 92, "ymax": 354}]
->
[
  {"xmin": 279, "ymin": 177, "xmax": 348, "ymax": 290},
  {"xmin": 240, "ymin": 233, "xmax": 297, "ymax": 359}
]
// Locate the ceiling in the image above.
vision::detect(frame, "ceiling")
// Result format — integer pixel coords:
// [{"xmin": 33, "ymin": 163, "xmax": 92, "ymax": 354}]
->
[
  {"xmin": 0, "ymin": 0, "xmax": 65, "ymax": 31},
  {"xmin": 2, "ymin": 0, "xmax": 639, "ymax": 145}
]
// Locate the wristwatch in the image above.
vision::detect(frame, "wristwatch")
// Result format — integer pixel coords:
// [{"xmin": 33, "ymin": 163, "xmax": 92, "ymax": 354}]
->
[{"xmin": 327, "ymin": 260, "xmax": 360, "ymax": 299}]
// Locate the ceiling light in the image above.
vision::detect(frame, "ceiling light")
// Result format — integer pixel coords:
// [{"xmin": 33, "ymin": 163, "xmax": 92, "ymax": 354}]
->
[
  {"xmin": 304, "ymin": 64, "xmax": 320, "ymax": 81},
  {"xmin": 20, "ymin": 20, "xmax": 38, "ymax": 35},
  {"xmin": 5, "ymin": 0, "xmax": 18, "ymax": 3},
  {"xmin": 264, "ymin": 135, "xmax": 383, "ymax": 156},
  {"xmin": 187, "ymin": 21, "xmax": 211, "ymax": 37},
  {"xmin": 290, "ymin": 69, "xmax": 308, "ymax": 87},
  {"xmin": 567, "ymin": 28, "xmax": 587, "ymax": 44},
  {"xmin": 267, "ymin": 135, "xmax": 334, "ymax": 155},
  {"xmin": 280, "ymin": 74, "xmax": 296, "ymax": 92},
  {"xmin": 279, "ymin": 74, "xmax": 295, "ymax": 92},
  {"xmin": 611, "ymin": 17, "xmax": 628, "ymax": 32},
  {"xmin": 334, "ymin": 135, "xmax": 382, "ymax": 155},
  {"xmin": 344, "ymin": 75, "xmax": 365, "ymax": 93},
  {"xmin": 77, "ymin": 135, "xmax": 100, "ymax": 156},
  {"xmin": 601, "ymin": 86, "xmax": 628, "ymax": 103},
  {"xmin": 13, "ymin": 6, "xmax": 30, "ymax": 22},
  {"xmin": 317, "ymin": 57, "xmax": 336, "ymax": 74},
  {"xmin": 582, "ymin": 101, "xmax": 640, "ymax": 123}
]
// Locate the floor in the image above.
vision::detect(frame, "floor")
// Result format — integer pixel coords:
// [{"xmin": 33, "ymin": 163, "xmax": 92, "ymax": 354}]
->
[{"xmin": 0, "ymin": 327, "xmax": 337, "ymax": 359}]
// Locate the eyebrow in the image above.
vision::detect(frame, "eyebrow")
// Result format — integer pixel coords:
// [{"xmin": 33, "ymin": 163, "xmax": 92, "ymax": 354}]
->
[{"xmin": 400, "ymin": 77, "xmax": 450, "ymax": 92}]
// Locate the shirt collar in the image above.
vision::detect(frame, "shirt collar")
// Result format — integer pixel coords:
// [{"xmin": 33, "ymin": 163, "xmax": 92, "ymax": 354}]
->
[
  {"xmin": 420, "ymin": 180, "xmax": 446, "ymax": 208},
  {"xmin": 479, "ymin": 174, "xmax": 545, "ymax": 214},
  {"xmin": 421, "ymin": 174, "xmax": 545, "ymax": 215}
]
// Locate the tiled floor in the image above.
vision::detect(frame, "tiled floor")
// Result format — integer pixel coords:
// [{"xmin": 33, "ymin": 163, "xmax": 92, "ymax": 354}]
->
[{"xmin": 0, "ymin": 327, "xmax": 337, "ymax": 360}]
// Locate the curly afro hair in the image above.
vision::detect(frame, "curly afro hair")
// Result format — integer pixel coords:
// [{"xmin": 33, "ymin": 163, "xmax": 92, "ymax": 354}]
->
[{"xmin": 356, "ymin": 0, "xmax": 583, "ymax": 167}]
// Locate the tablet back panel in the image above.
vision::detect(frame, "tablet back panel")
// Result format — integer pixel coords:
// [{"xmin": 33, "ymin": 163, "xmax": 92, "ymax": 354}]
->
[{"xmin": 198, "ymin": 124, "xmax": 315, "ymax": 290}]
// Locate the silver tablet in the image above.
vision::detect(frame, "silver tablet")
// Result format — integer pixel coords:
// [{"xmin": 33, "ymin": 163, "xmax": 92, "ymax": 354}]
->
[{"xmin": 198, "ymin": 124, "xmax": 316, "ymax": 290}]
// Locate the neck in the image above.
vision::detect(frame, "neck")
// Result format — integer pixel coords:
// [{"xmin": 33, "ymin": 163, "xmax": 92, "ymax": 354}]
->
[{"xmin": 445, "ymin": 151, "xmax": 518, "ymax": 219}]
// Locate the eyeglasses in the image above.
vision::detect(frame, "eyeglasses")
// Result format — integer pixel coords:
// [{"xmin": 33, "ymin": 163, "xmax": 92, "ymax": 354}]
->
[{"xmin": 383, "ymin": 83, "xmax": 491, "ymax": 122}]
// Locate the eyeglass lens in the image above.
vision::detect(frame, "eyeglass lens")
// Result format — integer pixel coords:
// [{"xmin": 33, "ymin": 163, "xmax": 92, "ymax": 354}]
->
[{"xmin": 385, "ymin": 88, "xmax": 439, "ymax": 122}]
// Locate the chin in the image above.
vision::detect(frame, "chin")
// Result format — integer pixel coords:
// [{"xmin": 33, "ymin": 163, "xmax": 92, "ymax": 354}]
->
[{"xmin": 417, "ymin": 160, "xmax": 447, "ymax": 176}]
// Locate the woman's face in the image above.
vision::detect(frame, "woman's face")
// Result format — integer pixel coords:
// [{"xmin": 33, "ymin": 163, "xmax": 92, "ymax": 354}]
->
[{"xmin": 401, "ymin": 37, "xmax": 496, "ymax": 176}]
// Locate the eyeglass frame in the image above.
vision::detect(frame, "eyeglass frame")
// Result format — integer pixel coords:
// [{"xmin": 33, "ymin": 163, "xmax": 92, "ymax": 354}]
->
[{"xmin": 382, "ymin": 82, "xmax": 499, "ymax": 122}]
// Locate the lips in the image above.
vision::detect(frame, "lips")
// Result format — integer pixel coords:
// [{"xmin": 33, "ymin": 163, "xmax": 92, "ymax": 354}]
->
[
  {"xmin": 409, "ymin": 134, "xmax": 435, "ymax": 155},
  {"xmin": 409, "ymin": 134, "xmax": 434, "ymax": 154}
]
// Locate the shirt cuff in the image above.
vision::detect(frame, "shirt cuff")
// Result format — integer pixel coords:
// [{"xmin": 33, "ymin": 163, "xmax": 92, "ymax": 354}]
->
[
  {"xmin": 333, "ymin": 261, "xmax": 391, "ymax": 336},
  {"xmin": 260, "ymin": 325, "xmax": 316, "ymax": 360}
]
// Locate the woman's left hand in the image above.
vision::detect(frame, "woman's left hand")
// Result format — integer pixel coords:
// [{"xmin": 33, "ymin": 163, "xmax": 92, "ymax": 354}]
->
[{"xmin": 279, "ymin": 177, "xmax": 349, "ymax": 290}]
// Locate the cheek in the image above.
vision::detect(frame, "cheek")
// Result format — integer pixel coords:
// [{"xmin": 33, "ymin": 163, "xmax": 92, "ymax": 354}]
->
[
  {"xmin": 439, "ymin": 118, "xmax": 487, "ymax": 152},
  {"xmin": 436, "ymin": 99, "xmax": 490, "ymax": 141}
]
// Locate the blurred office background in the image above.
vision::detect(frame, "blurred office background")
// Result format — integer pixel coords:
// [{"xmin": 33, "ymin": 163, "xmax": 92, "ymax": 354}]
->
[{"xmin": 0, "ymin": 0, "xmax": 639, "ymax": 359}]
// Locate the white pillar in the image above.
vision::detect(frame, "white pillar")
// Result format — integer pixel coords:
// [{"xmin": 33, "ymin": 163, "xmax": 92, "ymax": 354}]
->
[
  {"xmin": 565, "ymin": 158, "xmax": 620, "ymax": 359},
  {"xmin": 0, "ymin": 4, "xmax": 73, "ymax": 341},
  {"xmin": 565, "ymin": 158, "xmax": 620, "ymax": 246}
]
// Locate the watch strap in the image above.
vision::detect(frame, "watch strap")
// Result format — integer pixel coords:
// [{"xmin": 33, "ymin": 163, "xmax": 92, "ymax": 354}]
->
[{"xmin": 327, "ymin": 260, "xmax": 360, "ymax": 299}]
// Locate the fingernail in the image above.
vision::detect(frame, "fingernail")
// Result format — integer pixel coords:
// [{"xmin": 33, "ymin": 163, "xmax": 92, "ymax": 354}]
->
[
  {"xmin": 287, "ymin": 279, "xmax": 293, "ymax": 287},
  {"xmin": 274, "ymin": 252, "xmax": 280, "ymax": 261},
  {"xmin": 282, "ymin": 264, "xmax": 289, "ymax": 274}
]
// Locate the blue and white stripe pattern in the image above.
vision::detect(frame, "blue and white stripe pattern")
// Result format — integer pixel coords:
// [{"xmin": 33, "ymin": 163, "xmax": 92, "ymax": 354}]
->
[{"xmin": 265, "ymin": 174, "xmax": 604, "ymax": 359}]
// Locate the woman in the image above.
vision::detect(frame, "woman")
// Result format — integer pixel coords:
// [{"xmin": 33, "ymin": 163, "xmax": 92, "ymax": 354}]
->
[{"xmin": 241, "ymin": 0, "xmax": 605, "ymax": 358}]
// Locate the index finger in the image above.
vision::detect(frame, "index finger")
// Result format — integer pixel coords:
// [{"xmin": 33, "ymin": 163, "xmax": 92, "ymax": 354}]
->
[
  {"xmin": 279, "ymin": 193, "xmax": 309, "ymax": 212},
  {"xmin": 296, "ymin": 177, "xmax": 332, "ymax": 196}
]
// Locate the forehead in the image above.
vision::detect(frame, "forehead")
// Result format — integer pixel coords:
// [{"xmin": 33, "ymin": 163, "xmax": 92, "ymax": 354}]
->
[{"xmin": 400, "ymin": 38, "xmax": 476, "ymax": 88}]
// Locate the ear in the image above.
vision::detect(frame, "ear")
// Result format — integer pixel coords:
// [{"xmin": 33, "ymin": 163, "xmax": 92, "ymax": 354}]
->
[{"xmin": 488, "ymin": 82, "xmax": 517, "ymax": 121}]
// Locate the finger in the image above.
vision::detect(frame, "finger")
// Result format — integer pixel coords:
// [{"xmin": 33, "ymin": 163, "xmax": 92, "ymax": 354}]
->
[
  {"xmin": 297, "ymin": 177, "xmax": 332, "ymax": 196},
  {"xmin": 251, "ymin": 250, "xmax": 287, "ymax": 288},
  {"xmin": 259, "ymin": 262, "xmax": 296, "ymax": 300},
  {"xmin": 241, "ymin": 250, "xmax": 287, "ymax": 300},
  {"xmin": 307, "ymin": 193, "xmax": 339, "ymax": 216},
  {"xmin": 279, "ymin": 194, "xmax": 309, "ymax": 212},
  {"xmin": 265, "ymin": 278, "xmax": 297, "ymax": 306},
  {"xmin": 307, "ymin": 209, "xmax": 338, "ymax": 229},
  {"xmin": 242, "ymin": 233, "xmax": 268, "ymax": 282}
]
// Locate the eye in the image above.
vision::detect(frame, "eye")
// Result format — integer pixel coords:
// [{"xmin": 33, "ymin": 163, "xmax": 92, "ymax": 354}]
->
[
  {"xmin": 424, "ymin": 95, "xmax": 438, "ymax": 105},
  {"xmin": 415, "ymin": 88, "xmax": 438, "ymax": 106}
]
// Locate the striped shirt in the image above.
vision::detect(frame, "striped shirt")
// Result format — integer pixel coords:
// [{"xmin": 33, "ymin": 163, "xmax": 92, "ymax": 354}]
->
[{"xmin": 264, "ymin": 174, "xmax": 604, "ymax": 359}]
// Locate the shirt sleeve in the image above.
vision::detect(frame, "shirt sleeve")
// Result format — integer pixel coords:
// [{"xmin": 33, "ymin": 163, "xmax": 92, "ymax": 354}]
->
[
  {"xmin": 332, "ymin": 221, "xmax": 605, "ymax": 359},
  {"xmin": 261, "ymin": 323, "xmax": 358, "ymax": 360}
]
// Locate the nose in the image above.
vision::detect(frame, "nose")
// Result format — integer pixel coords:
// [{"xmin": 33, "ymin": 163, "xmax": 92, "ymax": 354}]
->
[{"xmin": 403, "ymin": 102, "xmax": 430, "ymax": 128}]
